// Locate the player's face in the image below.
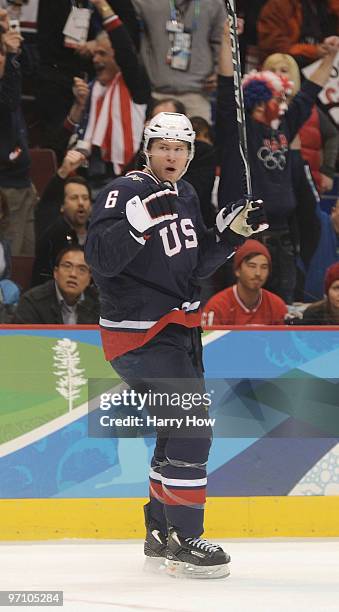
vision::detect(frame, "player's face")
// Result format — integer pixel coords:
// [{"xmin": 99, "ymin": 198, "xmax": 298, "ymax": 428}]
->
[
  {"xmin": 62, "ymin": 183, "xmax": 92, "ymax": 229},
  {"xmin": 328, "ymin": 281, "xmax": 339, "ymax": 313},
  {"xmin": 148, "ymin": 139, "xmax": 190, "ymax": 182},
  {"xmin": 54, "ymin": 251, "xmax": 91, "ymax": 304},
  {"xmin": 236, "ymin": 254, "xmax": 270, "ymax": 290}
]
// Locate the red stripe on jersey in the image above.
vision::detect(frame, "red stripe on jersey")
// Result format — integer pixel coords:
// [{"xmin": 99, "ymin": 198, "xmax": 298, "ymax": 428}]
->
[
  {"xmin": 162, "ymin": 485, "xmax": 206, "ymax": 506},
  {"xmin": 149, "ymin": 480, "xmax": 164, "ymax": 503},
  {"xmin": 101, "ymin": 309, "xmax": 201, "ymax": 360}
]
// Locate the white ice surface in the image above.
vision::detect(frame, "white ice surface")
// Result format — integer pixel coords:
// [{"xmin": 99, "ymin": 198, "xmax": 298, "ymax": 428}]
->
[{"xmin": 0, "ymin": 539, "xmax": 339, "ymax": 612}]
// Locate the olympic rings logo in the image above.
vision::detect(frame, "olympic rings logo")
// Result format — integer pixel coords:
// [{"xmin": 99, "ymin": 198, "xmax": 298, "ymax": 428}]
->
[{"xmin": 257, "ymin": 145, "xmax": 287, "ymax": 171}]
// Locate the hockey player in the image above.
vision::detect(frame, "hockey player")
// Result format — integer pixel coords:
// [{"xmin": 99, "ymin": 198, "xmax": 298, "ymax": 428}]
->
[{"xmin": 85, "ymin": 112, "xmax": 267, "ymax": 578}]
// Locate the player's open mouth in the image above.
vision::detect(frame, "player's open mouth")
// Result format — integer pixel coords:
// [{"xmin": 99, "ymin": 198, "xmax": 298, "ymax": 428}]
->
[{"xmin": 166, "ymin": 167, "xmax": 176, "ymax": 172}]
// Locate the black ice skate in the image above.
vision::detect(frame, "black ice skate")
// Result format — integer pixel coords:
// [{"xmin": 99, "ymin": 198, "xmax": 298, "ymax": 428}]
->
[
  {"xmin": 165, "ymin": 529, "xmax": 231, "ymax": 579},
  {"xmin": 143, "ymin": 503, "xmax": 167, "ymax": 559}
]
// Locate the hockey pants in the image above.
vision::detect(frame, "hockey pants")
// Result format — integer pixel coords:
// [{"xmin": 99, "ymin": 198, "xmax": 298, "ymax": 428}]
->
[{"xmin": 111, "ymin": 324, "xmax": 212, "ymax": 537}]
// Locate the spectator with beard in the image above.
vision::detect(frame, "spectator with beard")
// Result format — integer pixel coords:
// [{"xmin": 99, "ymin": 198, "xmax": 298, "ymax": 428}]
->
[
  {"xmin": 31, "ymin": 150, "xmax": 92, "ymax": 286},
  {"xmin": 34, "ymin": 149, "xmax": 86, "ymax": 237},
  {"xmin": 63, "ymin": 0, "xmax": 150, "ymax": 195},
  {"xmin": 202, "ymin": 240, "xmax": 287, "ymax": 326}
]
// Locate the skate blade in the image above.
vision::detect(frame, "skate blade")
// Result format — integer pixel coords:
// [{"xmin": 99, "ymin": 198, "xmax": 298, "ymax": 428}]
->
[
  {"xmin": 165, "ymin": 559, "xmax": 230, "ymax": 579},
  {"xmin": 143, "ymin": 556, "xmax": 167, "ymax": 574}
]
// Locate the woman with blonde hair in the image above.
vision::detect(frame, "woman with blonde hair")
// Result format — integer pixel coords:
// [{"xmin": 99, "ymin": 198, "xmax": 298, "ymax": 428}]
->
[
  {"xmin": 263, "ymin": 52, "xmax": 338, "ymax": 194},
  {"xmin": 262, "ymin": 53, "xmax": 301, "ymax": 97}
]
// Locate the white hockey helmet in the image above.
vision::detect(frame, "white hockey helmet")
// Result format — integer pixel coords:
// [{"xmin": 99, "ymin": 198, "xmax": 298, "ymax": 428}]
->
[{"xmin": 143, "ymin": 112, "xmax": 196, "ymax": 175}]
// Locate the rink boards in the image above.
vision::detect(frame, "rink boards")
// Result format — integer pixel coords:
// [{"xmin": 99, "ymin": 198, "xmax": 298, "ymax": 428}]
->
[{"xmin": 0, "ymin": 325, "xmax": 339, "ymax": 539}]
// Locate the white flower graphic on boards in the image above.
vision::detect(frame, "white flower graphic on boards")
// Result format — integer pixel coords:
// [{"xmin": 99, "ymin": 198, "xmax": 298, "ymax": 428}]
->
[{"xmin": 53, "ymin": 338, "xmax": 86, "ymax": 412}]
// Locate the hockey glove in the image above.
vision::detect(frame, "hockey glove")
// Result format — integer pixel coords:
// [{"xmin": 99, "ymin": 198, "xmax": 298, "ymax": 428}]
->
[
  {"xmin": 126, "ymin": 181, "xmax": 178, "ymax": 244},
  {"xmin": 216, "ymin": 198, "xmax": 269, "ymax": 247}
]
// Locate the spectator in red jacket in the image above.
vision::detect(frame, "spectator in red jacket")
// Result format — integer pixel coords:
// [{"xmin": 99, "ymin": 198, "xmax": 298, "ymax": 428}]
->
[
  {"xmin": 258, "ymin": 0, "xmax": 339, "ymax": 68},
  {"xmin": 202, "ymin": 240, "xmax": 287, "ymax": 326}
]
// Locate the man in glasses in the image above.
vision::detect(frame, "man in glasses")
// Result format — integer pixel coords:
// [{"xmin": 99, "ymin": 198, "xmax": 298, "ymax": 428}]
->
[{"xmin": 14, "ymin": 245, "xmax": 99, "ymax": 324}]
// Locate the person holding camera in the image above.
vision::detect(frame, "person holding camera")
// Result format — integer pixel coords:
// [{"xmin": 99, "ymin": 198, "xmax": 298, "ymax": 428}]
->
[
  {"xmin": 0, "ymin": 6, "xmax": 37, "ymax": 256},
  {"xmin": 0, "ymin": 1, "xmax": 40, "ymax": 100}
]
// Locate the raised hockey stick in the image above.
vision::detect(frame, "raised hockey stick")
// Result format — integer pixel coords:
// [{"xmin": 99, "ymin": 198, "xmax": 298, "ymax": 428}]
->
[{"xmin": 224, "ymin": 0, "xmax": 252, "ymax": 197}]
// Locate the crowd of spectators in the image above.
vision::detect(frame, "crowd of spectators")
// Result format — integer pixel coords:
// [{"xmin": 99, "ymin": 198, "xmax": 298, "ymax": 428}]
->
[{"xmin": 0, "ymin": 0, "xmax": 338, "ymax": 326}]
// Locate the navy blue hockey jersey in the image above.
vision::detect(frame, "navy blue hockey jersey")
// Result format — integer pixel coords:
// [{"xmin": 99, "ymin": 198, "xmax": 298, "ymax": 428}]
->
[{"xmin": 85, "ymin": 170, "xmax": 233, "ymax": 359}]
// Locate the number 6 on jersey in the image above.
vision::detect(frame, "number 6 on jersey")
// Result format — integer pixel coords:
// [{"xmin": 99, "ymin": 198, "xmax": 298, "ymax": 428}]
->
[{"xmin": 105, "ymin": 190, "xmax": 120, "ymax": 208}]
